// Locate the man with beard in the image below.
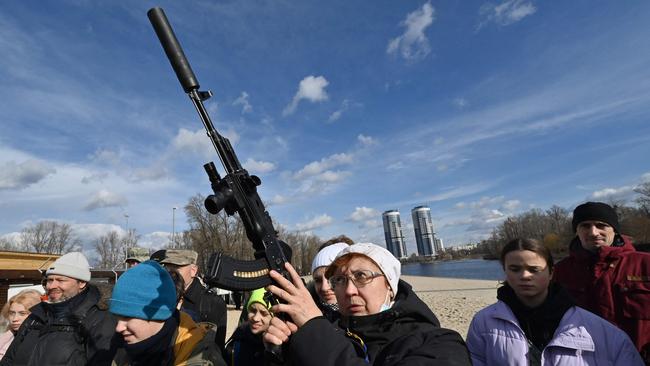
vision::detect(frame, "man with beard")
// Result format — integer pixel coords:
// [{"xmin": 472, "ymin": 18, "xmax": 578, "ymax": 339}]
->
[{"xmin": 0, "ymin": 252, "xmax": 117, "ymax": 366}]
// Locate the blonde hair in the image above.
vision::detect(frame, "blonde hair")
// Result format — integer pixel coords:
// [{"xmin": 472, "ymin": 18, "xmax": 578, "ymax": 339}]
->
[{"xmin": 1, "ymin": 289, "xmax": 42, "ymax": 331}]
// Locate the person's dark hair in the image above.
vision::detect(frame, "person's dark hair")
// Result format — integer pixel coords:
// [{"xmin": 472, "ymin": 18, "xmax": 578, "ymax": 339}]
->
[
  {"xmin": 499, "ymin": 238, "xmax": 554, "ymax": 272},
  {"xmin": 318, "ymin": 235, "xmax": 354, "ymax": 251},
  {"xmin": 166, "ymin": 267, "xmax": 185, "ymax": 303}
]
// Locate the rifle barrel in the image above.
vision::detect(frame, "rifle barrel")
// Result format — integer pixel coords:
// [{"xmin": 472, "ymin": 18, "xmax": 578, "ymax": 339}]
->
[{"xmin": 147, "ymin": 7, "xmax": 199, "ymax": 93}]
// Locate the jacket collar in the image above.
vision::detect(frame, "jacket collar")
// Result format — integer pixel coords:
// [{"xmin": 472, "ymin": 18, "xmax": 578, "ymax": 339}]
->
[
  {"xmin": 490, "ymin": 302, "xmax": 595, "ymax": 352},
  {"xmin": 173, "ymin": 311, "xmax": 207, "ymax": 364},
  {"xmin": 31, "ymin": 284, "xmax": 99, "ymax": 322},
  {"xmin": 546, "ymin": 309, "xmax": 595, "ymax": 352},
  {"xmin": 568, "ymin": 235, "xmax": 635, "ymax": 262},
  {"xmin": 182, "ymin": 278, "xmax": 203, "ymax": 305}
]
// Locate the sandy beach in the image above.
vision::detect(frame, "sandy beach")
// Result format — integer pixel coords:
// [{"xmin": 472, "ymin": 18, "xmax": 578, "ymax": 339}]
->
[{"xmin": 225, "ymin": 275, "xmax": 501, "ymax": 340}]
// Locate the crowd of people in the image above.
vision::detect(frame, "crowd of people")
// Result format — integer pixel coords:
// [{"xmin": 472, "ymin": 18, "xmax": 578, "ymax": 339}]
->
[{"xmin": 0, "ymin": 201, "xmax": 647, "ymax": 365}]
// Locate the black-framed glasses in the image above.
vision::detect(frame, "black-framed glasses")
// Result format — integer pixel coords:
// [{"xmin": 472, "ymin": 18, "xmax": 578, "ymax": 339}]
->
[{"xmin": 329, "ymin": 270, "xmax": 384, "ymax": 289}]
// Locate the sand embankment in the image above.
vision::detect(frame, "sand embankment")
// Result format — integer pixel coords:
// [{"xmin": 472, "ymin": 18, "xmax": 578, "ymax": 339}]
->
[{"xmin": 225, "ymin": 275, "xmax": 500, "ymax": 340}]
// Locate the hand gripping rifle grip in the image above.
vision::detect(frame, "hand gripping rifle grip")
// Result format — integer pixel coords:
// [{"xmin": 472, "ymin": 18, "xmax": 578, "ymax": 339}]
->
[{"xmin": 147, "ymin": 7, "xmax": 200, "ymax": 93}]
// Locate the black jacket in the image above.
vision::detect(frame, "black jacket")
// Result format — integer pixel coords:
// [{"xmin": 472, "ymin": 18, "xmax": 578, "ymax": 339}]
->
[
  {"xmin": 224, "ymin": 324, "xmax": 266, "ymax": 366},
  {"xmin": 182, "ymin": 279, "xmax": 228, "ymax": 350},
  {"xmin": 288, "ymin": 280, "xmax": 471, "ymax": 366},
  {"xmin": 0, "ymin": 284, "xmax": 118, "ymax": 366}
]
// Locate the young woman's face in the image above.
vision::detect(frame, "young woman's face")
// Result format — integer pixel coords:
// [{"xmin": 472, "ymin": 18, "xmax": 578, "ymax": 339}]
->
[
  {"xmin": 313, "ymin": 267, "xmax": 337, "ymax": 304},
  {"xmin": 247, "ymin": 302, "xmax": 272, "ymax": 334},
  {"xmin": 504, "ymin": 249, "xmax": 552, "ymax": 307},
  {"xmin": 8, "ymin": 303, "xmax": 30, "ymax": 332},
  {"xmin": 331, "ymin": 256, "xmax": 391, "ymax": 317},
  {"xmin": 115, "ymin": 317, "xmax": 165, "ymax": 344}
]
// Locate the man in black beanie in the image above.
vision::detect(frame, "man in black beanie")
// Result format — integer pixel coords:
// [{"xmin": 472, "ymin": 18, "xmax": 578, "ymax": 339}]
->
[{"xmin": 554, "ymin": 202, "xmax": 650, "ymax": 363}]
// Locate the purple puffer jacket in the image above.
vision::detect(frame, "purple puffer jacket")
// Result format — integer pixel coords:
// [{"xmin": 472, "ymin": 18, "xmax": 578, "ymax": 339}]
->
[{"xmin": 466, "ymin": 301, "xmax": 643, "ymax": 366}]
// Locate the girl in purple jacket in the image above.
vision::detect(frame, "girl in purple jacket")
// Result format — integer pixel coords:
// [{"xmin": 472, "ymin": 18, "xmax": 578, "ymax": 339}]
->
[{"xmin": 466, "ymin": 238, "xmax": 643, "ymax": 366}]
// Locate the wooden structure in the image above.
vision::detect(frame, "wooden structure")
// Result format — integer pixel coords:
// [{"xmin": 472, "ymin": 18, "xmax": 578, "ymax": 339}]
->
[{"xmin": 0, "ymin": 250, "xmax": 123, "ymax": 309}]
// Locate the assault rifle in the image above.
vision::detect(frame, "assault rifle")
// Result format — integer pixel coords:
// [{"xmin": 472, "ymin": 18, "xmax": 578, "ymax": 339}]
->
[{"xmin": 147, "ymin": 7, "xmax": 291, "ymax": 291}]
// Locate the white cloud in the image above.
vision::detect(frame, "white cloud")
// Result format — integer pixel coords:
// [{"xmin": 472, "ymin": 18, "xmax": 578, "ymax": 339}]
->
[
  {"xmin": 243, "ymin": 158, "xmax": 276, "ymax": 174},
  {"xmin": 446, "ymin": 208, "xmax": 507, "ymax": 232},
  {"xmin": 283, "ymin": 75, "xmax": 329, "ymax": 116},
  {"xmin": 349, "ymin": 207, "xmax": 379, "ymax": 222},
  {"xmin": 293, "ymin": 153, "xmax": 353, "ymax": 180},
  {"xmin": 502, "ymin": 199, "xmax": 521, "ymax": 211},
  {"xmin": 295, "ymin": 214, "xmax": 333, "ymax": 231},
  {"xmin": 130, "ymin": 164, "xmax": 168, "ymax": 182},
  {"xmin": 478, "ymin": 0, "xmax": 537, "ymax": 29},
  {"xmin": 470, "ymin": 196, "xmax": 505, "ymax": 209},
  {"xmin": 453, "ymin": 97, "xmax": 468, "ymax": 109},
  {"xmin": 387, "ymin": 2, "xmax": 435, "ymax": 61},
  {"xmin": 0, "ymin": 159, "xmax": 56, "ymax": 190},
  {"xmin": 89, "ymin": 148, "xmax": 121, "ymax": 166},
  {"xmin": 591, "ymin": 186, "xmax": 635, "ymax": 199},
  {"xmin": 83, "ymin": 189, "xmax": 127, "ymax": 211},
  {"xmin": 386, "ymin": 161, "xmax": 405, "ymax": 171},
  {"xmin": 357, "ymin": 134, "xmax": 377, "ymax": 146},
  {"xmin": 641, "ymin": 172, "xmax": 650, "ymax": 182},
  {"xmin": 233, "ymin": 91, "xmax": 252, "ymax": 114},
  {"xmin": 171, "ymin": 128, "xmax": 214, "ymax": 159},
  {"xmin": 270, "ymin": 194, "xmax": 289, "ymax": 206},
  {"xmin": 139, "ymin": 231, "xmax": 173, "ymax": 250},
  {"xmin": 81, "ymin": 172, "xmax": 109, "ymax": 184},
  {"xmin": 328, "ymin": 99, "xmax": 351, "ymax": 122}
]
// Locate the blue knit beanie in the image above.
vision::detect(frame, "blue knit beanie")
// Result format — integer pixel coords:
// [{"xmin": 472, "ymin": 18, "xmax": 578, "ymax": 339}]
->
[{"xmin": 110, "ymin": 260, "xmax": 176, "ymax": 320}]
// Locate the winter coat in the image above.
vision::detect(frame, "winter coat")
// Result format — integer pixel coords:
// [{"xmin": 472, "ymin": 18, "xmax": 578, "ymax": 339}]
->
[
  {"xmin": 0, "ymin": 284, "xmax": 118, "ymax": 366},
  {"xmin": 111, "ymin": 311, "xmax": 225, "ymax": 366},
  {"xmin": 554, "ymin": 235, "xmax": 650, "ymax": 360},
  {"xmin": 223, "ymin": 324, "xmax": 265, "ymax": 366},
  {"xmin": 182, "ymin": 279, "xmax": 228, "ymax": 350},
  {"xmin": 0, "ymin": 330, "xmax": 13, "ymax": 360},
  {"xmin": 466, "ymin": 300, "xmax": 643, "ymax": 365},
  {"xmin": 287, "ymin": 280, "xmax": 471, "ymax": 366}
]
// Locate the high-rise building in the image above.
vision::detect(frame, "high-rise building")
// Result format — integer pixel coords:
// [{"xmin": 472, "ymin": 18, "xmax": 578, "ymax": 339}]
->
[
  {"xmin": 411, "ymin": 206, "xmax": 436, "ymax": 256},
  {"xmin": 434, "ymin": 237, "xmax": 444, "ymax": 253},
  {"xmin": 382, "ymin": 210, "xmax": 407, "ymax": 258}
]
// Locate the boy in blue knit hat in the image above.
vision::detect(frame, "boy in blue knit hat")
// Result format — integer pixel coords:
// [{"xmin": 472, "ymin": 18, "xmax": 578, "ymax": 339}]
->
[{"xmin": 109, "ymin": 260, "xmax": 225, "ymax": 366}]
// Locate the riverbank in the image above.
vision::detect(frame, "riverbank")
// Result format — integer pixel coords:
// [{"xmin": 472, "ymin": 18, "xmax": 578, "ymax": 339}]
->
[{"xmin": 224, "ymin": 275, "xmax": 500, "ymax": 340}]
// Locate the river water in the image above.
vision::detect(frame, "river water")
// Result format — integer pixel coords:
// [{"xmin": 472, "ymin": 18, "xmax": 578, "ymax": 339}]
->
[{"xmin": 401, "ymin": 258, "xmax": 504, "ymax": 281}]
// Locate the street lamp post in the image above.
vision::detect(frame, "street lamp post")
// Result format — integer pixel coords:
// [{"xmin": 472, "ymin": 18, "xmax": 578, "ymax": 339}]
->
[
  {"xmin": 124, "ymin": 213, "xmax": 130, "ymax": 270},
  {"xmin": 172, "ymin": 207, "xmax": 176, "ymax": 248}
]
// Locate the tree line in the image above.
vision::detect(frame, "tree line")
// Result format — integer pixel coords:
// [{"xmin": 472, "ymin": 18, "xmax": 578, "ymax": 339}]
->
[
  {"xmin": 4, "ymin": 181, "xmax": 649, "ymax": 272},
  {"xmin": 473, "ymin": 182, "xmax": 650, "ymax": 259},
  {"xmin": 0, "ymin": 193, "xmax": 328, "ymax": 274}
]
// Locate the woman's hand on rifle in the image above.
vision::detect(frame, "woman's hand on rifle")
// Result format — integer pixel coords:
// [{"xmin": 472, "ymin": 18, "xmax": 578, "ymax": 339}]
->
[{"xmin": 266, "ymin": 262, "xmax": 323, "ymax": 326}]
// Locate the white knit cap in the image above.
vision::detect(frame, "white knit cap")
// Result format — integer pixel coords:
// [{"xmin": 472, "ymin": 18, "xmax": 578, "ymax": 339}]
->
[
  {"xmin": 46, "ymin": 252, "xmax": 91, "ymax": 282},
  {"xmin": 334, "ymin": 243, "xmax": 401, "ymax": 294},
  {"xmin": 311, "ymin": 243, "xmax": 349, "ymax": 273}
]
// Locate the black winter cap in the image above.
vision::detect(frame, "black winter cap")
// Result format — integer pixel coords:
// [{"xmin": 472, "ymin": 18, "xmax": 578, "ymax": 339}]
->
[{"xmin": 572, "ymin": 202, "xmax": 620, "ymax": 233}]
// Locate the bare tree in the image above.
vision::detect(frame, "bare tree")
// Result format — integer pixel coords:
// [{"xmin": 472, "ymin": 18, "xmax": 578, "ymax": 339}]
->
[
  {"xmin": 183, "ymin": 194, "xmax": 253, "ymax": 272},
  {"xmin": 20, "ymin": 221, "xmax": 80, "ymax": 254},
  {"xmin": 635, "ymin": 181, "xmax": 650, "ymax": 216},
  {"xmin": 0, "ymin": 237, "xmax": 19, "ymax": 251},
  {"xmin": 94, "ymin": 231, "xmax": 125, "ymax": 269}
]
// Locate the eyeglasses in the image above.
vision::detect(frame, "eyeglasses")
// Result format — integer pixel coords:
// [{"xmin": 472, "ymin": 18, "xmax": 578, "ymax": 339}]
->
[{"xmin": 329, "ymin": 270, "xmax": 384, "ymax": 289}]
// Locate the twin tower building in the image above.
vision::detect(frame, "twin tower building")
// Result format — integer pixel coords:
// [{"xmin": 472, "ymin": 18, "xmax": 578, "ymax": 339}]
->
[{"xmin": 382, "ymin": 206, "xmax": 444, "ymax": 259}]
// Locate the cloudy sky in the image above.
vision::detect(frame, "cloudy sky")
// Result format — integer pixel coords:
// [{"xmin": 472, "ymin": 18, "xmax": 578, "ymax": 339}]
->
[{"xmin": 1, "ymin": 0, "xmax": 649, "ymax": 258}]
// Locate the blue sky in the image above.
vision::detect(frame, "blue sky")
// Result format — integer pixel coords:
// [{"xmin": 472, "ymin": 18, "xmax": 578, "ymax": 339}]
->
[{"xmin": 1, "ymin": 0, "xmax": 649, "ymax": 258}]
